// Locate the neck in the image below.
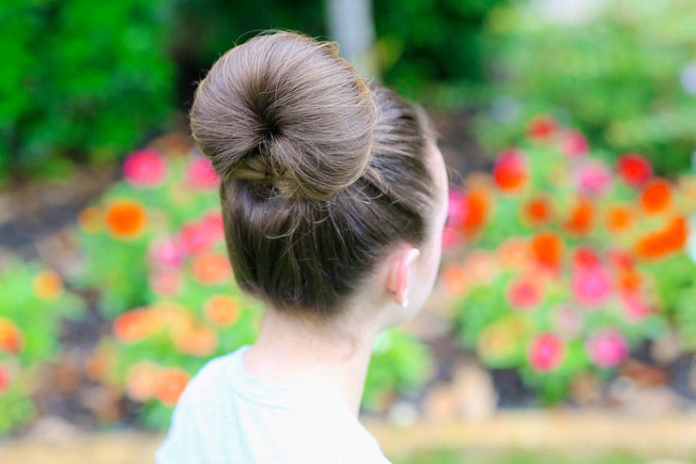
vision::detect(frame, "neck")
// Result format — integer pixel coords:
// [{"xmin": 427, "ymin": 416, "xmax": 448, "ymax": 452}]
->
[{"xmin": 241, "ymin": 305, "xmax": 381, "ymax": 417}]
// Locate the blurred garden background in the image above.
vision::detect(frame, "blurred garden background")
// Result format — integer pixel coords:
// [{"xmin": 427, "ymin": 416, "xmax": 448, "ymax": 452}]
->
[{"xmin": 2, "ymin": 0, "xmax": 696, "ymax": 462}]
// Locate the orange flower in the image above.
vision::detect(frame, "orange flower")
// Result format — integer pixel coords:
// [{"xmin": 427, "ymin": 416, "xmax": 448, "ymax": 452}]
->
[
  {"xmin": 461, "ymin": 188, "xmax": 490, "ymax": 234},
  {"xmin": 156, "ymin": 367, "xmax": 189, "ymax": 406},
  {"xmin": 617, "ymin": 268, "xmax": 642, "ymax": 292},
  {"xmin": 531, "ymin": 231, "xmax": 563, "ymax": 271},
  {"xmin": 635, "ymin": 216, "xmax": 688, "ymax": 259},
  {"xmin": 126, "ymin": 362, "xmax": 161, "ymax": 402},
  {"xmin": 606, "ymin": 205, "xmax": 634, "ymax": 232},
  {"xmin": 563, "ymin": 195, "xmax": 595, "ymax": 235},
  {"xmin": 523, "ymin": 196, "xmax": 552, "ymax": 226},
  {"xmin": 463, "ymin": 251, "xmax": 498, "ymax": 285},
  {"xmin": 33, "ymin": 270, "xmax": 63, "ymax": 300},
  {"xmin": 77, "ymin": 206, "xmax": 103, "ymax": 233},
  {"xmin": 113, "ymin": 308, "xmax": 162, "ymax": 343},
  {"xmin": 0, "ymin": 318, "xmax": 23, "ymax": 354},
  {"xmin": 440, "ymin": 264, "xmax": 468, "ymax": 295},
  {"xmin": 173, "ymin": 324, "xmax": 218, "ymax": 356},
  {"xmin": 640, "ymin": 179, "xmax": 672, "ymax": 214},
  {"xmin": 106, "ymin": 200, "xmax": 147, "ymax": 239},
  {"xmin": 192, "ymin": 253, "xmax": 232, "ymax": 284},
  {"xmin": 204, "ymin": 294, "xmax": 241, "ymax": 326},
  {"xmin": 498, "ymin": 238, "xmax": 532, "ymax": 270},
  {"xmin": 151, "ymin": 301, "xmax": 192, "ymax": 335}
]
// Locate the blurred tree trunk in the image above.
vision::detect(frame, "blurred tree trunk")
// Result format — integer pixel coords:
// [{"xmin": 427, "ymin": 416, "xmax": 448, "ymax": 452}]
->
[{"xmin": 326, "ymin": 0, "xmax": 379, "ymax": 82}]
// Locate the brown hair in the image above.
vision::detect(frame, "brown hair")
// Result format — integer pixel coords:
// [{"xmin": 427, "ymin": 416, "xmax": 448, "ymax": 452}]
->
[{"xmin": 190, "ymin": 29, "xmax": 440, "ymax": 322}]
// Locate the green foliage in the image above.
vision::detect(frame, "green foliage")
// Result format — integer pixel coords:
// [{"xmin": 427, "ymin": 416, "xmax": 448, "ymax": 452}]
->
[
  {"xmin": 0, "ymin": 256, "xmax": 84, "ymax": 435},
  {"xmin": 373, "ymin": 0, "xmax": 507, "ymax": 107},
  {"xmin": 363, "ymin": 329, "xmax": 432, "ymax": 412},
  {"xmin": 477, "ymin": 0, "xmax": 696, "ymax": 174},
  {"xmin": 0, "ymin": 0, "xmax": 175, "ymax": 181}
]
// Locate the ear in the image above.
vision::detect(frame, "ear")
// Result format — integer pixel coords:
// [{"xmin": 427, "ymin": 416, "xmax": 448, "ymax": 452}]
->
[{"xmin": 385, "ymin": 247, "xmax": 420, "ymax": 307}]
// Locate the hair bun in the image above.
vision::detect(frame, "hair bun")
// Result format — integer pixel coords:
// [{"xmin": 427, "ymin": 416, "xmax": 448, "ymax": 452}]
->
[{"xmin": 190, "ymin": 30, "xmax": 379, "ymax": 201}]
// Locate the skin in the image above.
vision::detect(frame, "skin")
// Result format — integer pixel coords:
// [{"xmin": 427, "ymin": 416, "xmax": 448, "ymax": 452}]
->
[{"xmin": 242, "ymin": 137, "xmax": 450, "ymax": 418}]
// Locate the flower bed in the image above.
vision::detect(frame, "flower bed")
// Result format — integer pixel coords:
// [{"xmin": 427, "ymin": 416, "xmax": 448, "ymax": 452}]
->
[
  {"xmin": 0, "ymin": 256, "xmax": 83, "ymax": 434},
  {"xmin": 441, "ymin": 116, "xmax": 696, "ymax": 402}
]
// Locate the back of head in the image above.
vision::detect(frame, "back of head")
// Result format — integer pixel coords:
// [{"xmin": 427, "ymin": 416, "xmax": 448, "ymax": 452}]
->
[{"xmin": 190, "ymin": 29, "xmax": 439, "ymax": 320}]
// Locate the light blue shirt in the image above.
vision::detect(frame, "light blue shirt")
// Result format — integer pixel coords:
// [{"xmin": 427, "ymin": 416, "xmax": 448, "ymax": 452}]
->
[{"xmin": 156, "ymin": 345, "xmax": 393, "ymax": 463}]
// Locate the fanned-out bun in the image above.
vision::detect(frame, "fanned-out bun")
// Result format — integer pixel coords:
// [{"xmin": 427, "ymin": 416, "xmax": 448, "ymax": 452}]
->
[{"xmin": 190, "ymin": 30, "xmax": 379, "ymax": 201}]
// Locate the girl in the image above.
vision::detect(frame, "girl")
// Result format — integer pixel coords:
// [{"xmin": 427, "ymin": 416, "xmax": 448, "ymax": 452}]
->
[{"xmin": 157, "ymin": 29, "xmax": 449, "ymax": 463}]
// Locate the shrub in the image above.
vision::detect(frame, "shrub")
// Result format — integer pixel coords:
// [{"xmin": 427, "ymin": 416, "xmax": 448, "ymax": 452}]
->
[
  {"xmin": 441, "ymin": 115, "xmax": 696, "ymax": 402},
  {"xmin": 0, "ymin": 256, "xmax": 83, "ymax": 434},
  {"xmin": 476, "ymin": 0, "xmax": 696, "ymax": 175},
  {"xmin": 0, "ymin": 0, "xmax": 175, "ymax": 181}
]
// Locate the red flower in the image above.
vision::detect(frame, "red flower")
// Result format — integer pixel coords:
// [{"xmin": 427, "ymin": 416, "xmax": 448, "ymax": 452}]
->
[
  {"xmin": 573, "ymin": 246, "xmax": 600, "ymax": 268},
  {"xmin": 527, "ymin": 115, "xmax": 558, "ymax": 141},
  {"xmin": 617, "ymin": 153, "xmax": 652, "ymax": 188},
  {"xmin": 523, "ymin": 196, "xmax": 552, "ymax": 226},
  {"xmin": 640, "ymin": 178, "xmax": 672, "ymax": 215},
  {"xmin": 493, "ymin": 148, "xmax": 528, "ymax": 192},
  {"xmin": 529, "ymin": 333, "xmax": 565, "ymax": 372}
]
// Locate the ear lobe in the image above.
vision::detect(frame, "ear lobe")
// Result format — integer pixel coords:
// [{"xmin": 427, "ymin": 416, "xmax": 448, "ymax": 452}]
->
[{"xmin": 391, "ymin": 248, "xmax": 420, "ymax": 306}]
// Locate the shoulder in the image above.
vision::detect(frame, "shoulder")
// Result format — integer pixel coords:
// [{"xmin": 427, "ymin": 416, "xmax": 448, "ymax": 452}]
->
[{"xmin": 155, "ymin": 353, "xmax": 238, "ymax": 464}]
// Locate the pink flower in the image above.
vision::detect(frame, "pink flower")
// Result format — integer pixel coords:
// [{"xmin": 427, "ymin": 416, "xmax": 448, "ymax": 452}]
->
[
  {"xmin": 201, "ymin": 211, "xmax": 225, "ymax": 241},
  {"xmin": 560, "ymin": 129, "xmax": 589, "ymax": 158},
  {"xmin": 507, "ymin": 276, "xmax": 542, "ymax": 310},
  {"xmin": 187, "ymin": 156, "xmax": 219, "ymax": 190},
  {"xmin": 149, "ymin": 269, "xmax": 182, "ymax": 297},
  {"xmin": 529, "ymin": 333, "xmax": 565, "ymax": 372},
  {"xmin": 586, "ymin": 328, "xmax": 629, "ymax": 368},
  {"xmin": 620, "ymin": 290, "xmax": 651, "ymax": 322},
  {"xmin": 177, "ymin": 221, "xmax": 216, "ymax": 255},
  {"xmin": 572, "ymin": 265, "xmax": 612, "ymax": 307},
  {"xmin": 554, "ymin": 305, "xmax": 583, "ymax": 339},
  {"xmin": 447, "ymin": 188, "xmax": 466, "ymax": 228},
  {"xmin": 441, "ymin": 226, "xmax": 462, "ymax": 250},
  {"xmin": 575, "ymin": 160, "xmax": 611, "ymax": 196},
  {"xmin": 148, "ymin": 236, "xmax": 185, "ymax": 269},
  {"xmin": 123, "ymin": 149, "xmax": 167, "ymax": 187}
]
